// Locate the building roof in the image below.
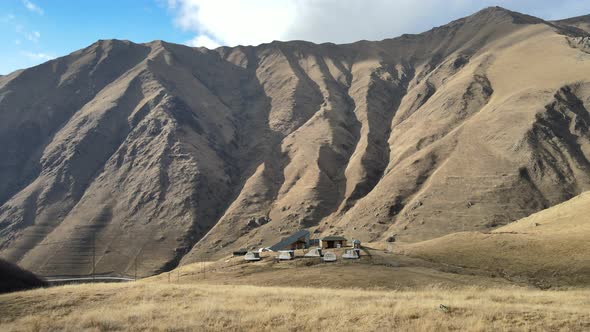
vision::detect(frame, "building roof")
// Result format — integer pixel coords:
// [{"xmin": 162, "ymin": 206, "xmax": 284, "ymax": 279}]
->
[
  {"xmin": 321, "ymin": 235, "xmax": 348, "ymax": 241},
  {"xmin": 269, "ymin": 230, "xmax": 310, "ymax": 251}
]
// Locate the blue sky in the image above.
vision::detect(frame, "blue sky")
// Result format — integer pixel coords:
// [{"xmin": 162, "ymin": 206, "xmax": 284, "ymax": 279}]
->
[
  {"xmin": 0, "ymin": 0, "xmax": 192, "ymax": 74},
  {"xmin": 1, "ymin": 0, "xmax": 589, "ymax": 75}
]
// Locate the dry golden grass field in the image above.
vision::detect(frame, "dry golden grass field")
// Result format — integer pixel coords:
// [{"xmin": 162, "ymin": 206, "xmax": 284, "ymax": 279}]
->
[
  {"xmin": 2, "ymin": 191, "xmax": 589, "ymax": 331},
  {"xmin": 1, "ymin": 282, "xmax": 589, "ymax": 332}
]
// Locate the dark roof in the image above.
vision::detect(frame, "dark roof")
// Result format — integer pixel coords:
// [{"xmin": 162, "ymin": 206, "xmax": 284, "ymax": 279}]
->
[
  {"xmin": 321, "ymin": 235, "xmax": 348, "ymax": 241},
  {"xmin": 269, "ymin": 230, "xmax": 310, "ymax": 251}
]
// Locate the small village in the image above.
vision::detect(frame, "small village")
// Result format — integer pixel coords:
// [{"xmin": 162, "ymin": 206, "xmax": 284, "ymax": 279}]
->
[{"xmin": 232, "ymin": 230, "xmax": 363, "ymax": 262}]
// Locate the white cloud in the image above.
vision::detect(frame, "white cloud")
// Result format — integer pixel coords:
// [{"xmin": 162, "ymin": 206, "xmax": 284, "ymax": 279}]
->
[
  {"xmin": 22, "ymin": 0, "xmax": 44, "ymax": 15},
  {"xmin": 21, "ymin": 51, "xmax": 55, "ymax": 61},
  {"xmin": 24, "ymin": 30, "xmax": 41, "ymax": 43},
  {"xmin": 168, "ymin": 0, "xmax": 590, "ymax": 46},
  {"xmin": 14, "ymin": 25, "xmax": 41, "ymax": 43},
  {"xmin": 168, "ymin": 0, "xmax": 295, "ymax": 46},
  {"xmin": 15, "ymin": 39, "xmax": 21, "ymax": 45},
  {"xmin": 0, "ymin": 14, "xmax": 15, "ymax": 23},
  {"xmin": 285, "ymin": 0, "xmax": 467, "ymax": 44},
  {"xmin": 187, "ymin": 35, "xmax": 221, "ymax": 48},
  {"xmin": 14, "ymin": 24, "xmax": 41, "ymax": 43}
]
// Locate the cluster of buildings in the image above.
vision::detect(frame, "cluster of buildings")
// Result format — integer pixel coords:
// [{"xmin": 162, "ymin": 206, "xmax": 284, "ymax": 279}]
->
[{"xmin": 233, "ymin": 230, "xmax": 362, "ymax": 262}]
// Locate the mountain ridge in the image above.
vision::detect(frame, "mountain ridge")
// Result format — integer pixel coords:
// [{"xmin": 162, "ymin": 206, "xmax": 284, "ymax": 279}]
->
[{"xmin": 1, "ymin": 7, "xmax": 589, "ymax": 276}]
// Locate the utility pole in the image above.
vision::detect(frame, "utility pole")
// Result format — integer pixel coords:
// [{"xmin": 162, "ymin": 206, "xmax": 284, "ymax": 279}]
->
[
  {"xmin": 92, "ymin": 232, "xmax": 96, "ymax": 280},
  {"xmin": 134, "ymin": 256, "xmax": 138, "ymax": 281}
]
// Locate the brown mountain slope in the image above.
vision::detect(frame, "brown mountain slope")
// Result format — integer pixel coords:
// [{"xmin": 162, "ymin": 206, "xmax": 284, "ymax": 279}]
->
[
  {"xmin": 555, "ymin": 14, "xmax": 590, "ymax": 34},
  {"xmin": 399, "ymin": 191, "xmax": 590, "ymax": 286},
  {"xmin": 0, "ymin": 259, "xmax": 47, "ymax": 294},
  {"xmin": 1, "ymin": 7, "xmax": 589, "ymax": 276}
]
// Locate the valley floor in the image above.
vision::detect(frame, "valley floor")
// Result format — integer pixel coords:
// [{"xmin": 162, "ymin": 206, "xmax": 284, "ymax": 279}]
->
[
  {"xmin": 1, "ymin": 281, "xmax": 589, "ymax": 331},
  {"xmin": 2, "ymin": 244, "xmax": 589, "ymax": 331}
]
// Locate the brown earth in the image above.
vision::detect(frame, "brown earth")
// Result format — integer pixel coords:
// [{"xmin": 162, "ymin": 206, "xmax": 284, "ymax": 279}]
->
[
  {"xmin": 1, "ymin": 7, "xmax": 590, "ymax": 276},
  {"xmin": 399, "ymin": 191, "xmax": 590, "ymax": 287}
]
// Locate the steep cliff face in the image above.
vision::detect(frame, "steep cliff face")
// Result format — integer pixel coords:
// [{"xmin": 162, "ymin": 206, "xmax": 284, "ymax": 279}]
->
[{"xmin": 1, "ymin": 7, "xmax": 589, "ymax": 276}]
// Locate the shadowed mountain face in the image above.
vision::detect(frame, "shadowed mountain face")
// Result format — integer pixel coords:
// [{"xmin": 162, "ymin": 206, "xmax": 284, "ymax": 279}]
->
[
  {"xmin": 0, "ymin": 259, "xmax": 47, "ymax": 294},
  {"xmin": 1, "ymin": 7, "xmax": 590, "ymax": 276}
]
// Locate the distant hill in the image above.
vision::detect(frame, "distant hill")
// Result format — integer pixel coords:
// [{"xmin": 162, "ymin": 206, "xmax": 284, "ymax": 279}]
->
[
  {"xmin": 1, "ymin": 6, "xmax": 590, "ymax": 276},
  {"xmin": 555, "ymin": 14, "xmax": 590, "ymax": 33},
  {"xmin": 0, "ymin": 259, "xmax": 47, "ymax": 294},
  {"xmin": 400, "ymin": 191, "xmax": 590, "ymax": 286}
]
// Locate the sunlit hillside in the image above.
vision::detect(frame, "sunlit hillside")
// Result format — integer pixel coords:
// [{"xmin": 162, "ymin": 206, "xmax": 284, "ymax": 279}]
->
[{"xmin": 399, "ymin": 191, "xmax": 590, "ymax": 286}]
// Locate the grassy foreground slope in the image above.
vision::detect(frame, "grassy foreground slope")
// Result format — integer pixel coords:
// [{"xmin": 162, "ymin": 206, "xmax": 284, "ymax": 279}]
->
[
  {"xmin": 2, "ymin": 200, "xmax": 590, "ymax": 332},
  {"xmin": 400, "ymin": 192, "xmax": 590, "ymax": 286},
  {"xmin": 1, "ymin": 283, "xmax": 589, "ymax": 331}
]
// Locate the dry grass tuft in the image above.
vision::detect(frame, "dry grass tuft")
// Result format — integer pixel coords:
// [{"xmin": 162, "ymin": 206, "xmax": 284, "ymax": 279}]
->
[{"xmin": 1, "ymin": 282, "xmax": 589, "ymax": 331}]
